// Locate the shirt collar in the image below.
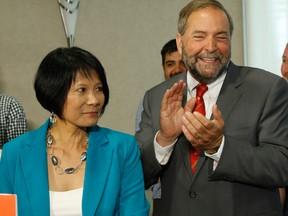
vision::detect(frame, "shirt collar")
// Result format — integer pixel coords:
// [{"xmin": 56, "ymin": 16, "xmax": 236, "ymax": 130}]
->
[{"xmin": 186, "ymin": 67, "xmax": 227, "ymax": 97}]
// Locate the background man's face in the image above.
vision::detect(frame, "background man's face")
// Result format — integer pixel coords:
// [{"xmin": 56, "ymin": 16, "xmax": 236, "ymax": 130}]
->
[{"xmin": 163, "ymin": 51, "xmax": 186, "ymax": 80}]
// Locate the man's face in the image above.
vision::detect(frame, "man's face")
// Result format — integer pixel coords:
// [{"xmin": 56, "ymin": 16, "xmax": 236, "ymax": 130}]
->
[
  {"xmin": 176, "ymin": 6, "xmax": 231, "ymax": 84},
  {"xmin": 281, "ymin": 45, "xmax": 288, "ymax": 81},
  {"xmin": 162, "ymin": 51, "xmax": 187, "ymax": 80}
]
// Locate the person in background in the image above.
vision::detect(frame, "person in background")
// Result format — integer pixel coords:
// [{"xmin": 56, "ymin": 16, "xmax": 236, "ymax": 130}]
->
[
  {"xmin": 135, "ymin": 39, "xmax": 186, "ymax": 132},
  {"xmin": 281, "ymin": 42, "xmax": 288, "ymax": 216},
  {"xmin": 281, "ymin": 42, "xmax": 288, "ymax": 81},
  {"xmin": 161, "ymin": 39, "xmax": 187, "ymax": 80},
  {"xmin": 135, "ymin": 0, "xmax": 288, "ymax": 215},
  {"xmin": 0, "ymin": 47, "xmax": 150, "ymax": 216},
  {"xmin": 134, "ymin": 39, "xmax": 186, "ymax": 213},
  {"xmin": 0, "ymin": 93, "xmax": 27, "ymax": 149}
]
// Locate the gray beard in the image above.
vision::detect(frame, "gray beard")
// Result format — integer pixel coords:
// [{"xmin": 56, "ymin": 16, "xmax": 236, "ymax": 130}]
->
[
  {"xmin": 182, "ymin": 47, "xmax": 230, "ymax": 84},
  {"xmin": 188, "ymin": 65, "xmax": 227, "ymax": 85}
]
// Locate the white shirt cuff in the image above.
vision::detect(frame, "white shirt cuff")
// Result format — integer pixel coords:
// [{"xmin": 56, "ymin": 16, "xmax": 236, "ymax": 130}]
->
[
  {"xmin": 154, "ymin": 131, "xmax": 177, "ymax": 165},
  {"xmin": 204, "ymin": 136, "xmax": 225, "ymax": 170}
]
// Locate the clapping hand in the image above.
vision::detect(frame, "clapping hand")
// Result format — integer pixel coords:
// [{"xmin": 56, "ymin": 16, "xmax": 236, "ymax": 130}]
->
[
  {"xmin": 157, "ymin": 80, "xmax": 224, "ymax": 153},
  {"xmin": 157, "ymin": 80, "xmax": 191, "ymax": 147},
  {"xmin": 182, "ymin": 100, "xmax": 224, "ymax": 154}
]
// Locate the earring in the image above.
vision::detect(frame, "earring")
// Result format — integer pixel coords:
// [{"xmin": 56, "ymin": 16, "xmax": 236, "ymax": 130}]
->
[{"xmin": 49, "ymin": 112, "xmax": 57, "ymax": 124}]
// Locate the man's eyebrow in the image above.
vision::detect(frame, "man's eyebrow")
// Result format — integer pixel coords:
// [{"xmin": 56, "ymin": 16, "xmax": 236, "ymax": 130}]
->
[
  {"xmin": 191, "ymin": 30, "xmax": 229, "ymax": 35},
  {"xmin": 192, "ymin": 31, "xmax": 206, "ymax": 34}
]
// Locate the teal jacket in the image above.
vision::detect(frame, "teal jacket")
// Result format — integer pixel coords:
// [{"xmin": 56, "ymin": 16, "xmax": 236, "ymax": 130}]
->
[{"xmin": 0, "ymin": 120, "xmax": 150, "ymax": 216}]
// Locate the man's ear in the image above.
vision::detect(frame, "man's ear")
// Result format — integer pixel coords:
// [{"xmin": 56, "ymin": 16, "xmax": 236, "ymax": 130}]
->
[{"xmin": 176, "ymin": 33, "xmax": 183, "ymax": 55}]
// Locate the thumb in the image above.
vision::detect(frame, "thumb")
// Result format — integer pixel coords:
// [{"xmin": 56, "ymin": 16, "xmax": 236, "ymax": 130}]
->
[
  {"xmin": 212, "ymin": 104, "xmax": 224, "ymax": 124},
  {"xmin": 184, "ymin": 97, "xmax": 196, "ymax": 112}
]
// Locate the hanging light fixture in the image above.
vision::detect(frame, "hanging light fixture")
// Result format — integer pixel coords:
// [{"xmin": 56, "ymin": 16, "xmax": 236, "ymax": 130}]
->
[{"xmin": 58, "ymin": 0, "xmax": 80, "ymax": 47}]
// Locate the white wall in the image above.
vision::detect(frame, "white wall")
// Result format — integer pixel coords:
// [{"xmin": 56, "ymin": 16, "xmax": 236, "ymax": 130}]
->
[
  {"xmin": 0, "ymin": 1, "xmax": 243, "ymax": 215},
  {"xmin": 0, "ymin": 0, "xmax": 243, "ymax": 134},
  {"xmin": 243, "ymin": 0, "xmax": 288, "ymax": 76}
]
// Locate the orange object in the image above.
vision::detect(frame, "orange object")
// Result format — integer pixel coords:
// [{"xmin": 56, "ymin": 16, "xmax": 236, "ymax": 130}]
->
[{"xmin": 0, "ymin": 194, "xmax": 17, "ymax": 216}]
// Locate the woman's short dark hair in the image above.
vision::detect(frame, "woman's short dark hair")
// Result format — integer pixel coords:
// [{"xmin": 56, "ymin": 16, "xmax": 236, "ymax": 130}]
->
[{"xmin": 34, "ymin": 46, "xmax": 109, "ymax": 118}]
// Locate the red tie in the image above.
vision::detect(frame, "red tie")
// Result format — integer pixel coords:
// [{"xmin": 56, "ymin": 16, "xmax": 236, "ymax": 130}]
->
[{"xmin": 190, "ymin": 84, "xmax": 208, "ymax": 173}]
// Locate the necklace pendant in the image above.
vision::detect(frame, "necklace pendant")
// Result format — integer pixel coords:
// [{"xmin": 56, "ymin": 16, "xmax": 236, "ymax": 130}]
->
[
  {"xmin": 65, "ymin": 167, "xmax": 75, "ymax": 174},
  {"xmin": 80, "ymin": 152, "xmax": 87, "ymax": 162},
  {"xmin": 47, "ymin": 135, "xmax": 53, "ymax": 146},
  {"xmin": 51, "ymin": 155, "xmax": 58, "ymax": 166}
]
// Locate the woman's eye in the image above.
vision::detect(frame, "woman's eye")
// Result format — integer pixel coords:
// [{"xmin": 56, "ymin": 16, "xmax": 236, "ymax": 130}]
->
[
  {"xmin": 78, "ymin": 88, "xmax": 86, "ymax": 92},
  {"xmin": 95, "ymin": 86, "xmax": 103, "ymax": 92}
]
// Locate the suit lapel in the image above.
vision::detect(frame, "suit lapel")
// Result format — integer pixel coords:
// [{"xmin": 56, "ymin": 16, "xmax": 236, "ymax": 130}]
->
[
  {"xmin": 82, "ymin": 127, "xmax": 113, "ymax": 216},
  {"xmin": 216, "ymin": 63, "xmax": 243, "ymax": 121},
  {"xmin": 178, "ymin": 135, "xmax": 192, "ymax": 178},
  {"xmin": 20, "ymin": 121, "xmax": 50, "ymax": 216}
]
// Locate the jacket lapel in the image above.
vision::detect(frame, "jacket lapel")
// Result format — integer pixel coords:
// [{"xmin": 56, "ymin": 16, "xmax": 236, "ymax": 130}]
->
[
  {"xmin": 82, "ymin": 126, "xmax": 114, "ymax": 216},
  {"xmin": 20, "ymin": 121, "xmax": 50, "ymax": 216},
  {"xmin": 216, "ymin": 62, "xmax": 243, "ymax": 121}
]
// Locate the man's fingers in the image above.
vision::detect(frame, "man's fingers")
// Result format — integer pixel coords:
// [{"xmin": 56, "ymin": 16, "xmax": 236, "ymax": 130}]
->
[{"xmin": 184, "ymin": 97, "xmax": 196, "ymax": 112}]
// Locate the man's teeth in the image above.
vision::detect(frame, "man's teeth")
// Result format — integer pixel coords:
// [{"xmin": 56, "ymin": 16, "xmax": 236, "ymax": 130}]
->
[{"xmin": 203, "ymin": 58, "xmax": 216, "ymax": 62}]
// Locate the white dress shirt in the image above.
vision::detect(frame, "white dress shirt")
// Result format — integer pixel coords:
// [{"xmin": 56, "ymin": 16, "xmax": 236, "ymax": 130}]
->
[{"xmin": 154, "ymin": 70, "xmax": 226, "ymax": 169}]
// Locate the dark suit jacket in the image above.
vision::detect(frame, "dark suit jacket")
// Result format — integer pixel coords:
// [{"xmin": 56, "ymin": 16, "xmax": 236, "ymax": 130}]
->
[
  {"xmin": 0, "ymin": 120, "xmax": 150, "ymax": 216},
  {"xmin": 135, "ymin": 62, "xmax": 288, "ymax": 216}
]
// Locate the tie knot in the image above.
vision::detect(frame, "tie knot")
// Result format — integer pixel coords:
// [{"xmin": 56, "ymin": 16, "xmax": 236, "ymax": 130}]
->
[{"xmin": 195, "ymin": 84, "xmax": 208, "ymax": 97}]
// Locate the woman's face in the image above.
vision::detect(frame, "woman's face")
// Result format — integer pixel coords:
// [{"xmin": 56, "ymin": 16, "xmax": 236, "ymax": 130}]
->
[{"xmin": 61, "ymin": 71, "xmax": 105, "ymax": 128}]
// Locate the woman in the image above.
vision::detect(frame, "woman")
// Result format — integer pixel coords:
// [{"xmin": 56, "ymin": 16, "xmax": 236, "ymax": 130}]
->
[{"xmin": 0, "ymin": 47, "xmax": 150, "ymax": 216}]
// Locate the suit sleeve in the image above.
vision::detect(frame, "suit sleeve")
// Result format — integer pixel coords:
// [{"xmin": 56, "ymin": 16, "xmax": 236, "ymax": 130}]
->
[{"xmin": 135, "ymin": 90, "xmax": 163, "ymax": 189}]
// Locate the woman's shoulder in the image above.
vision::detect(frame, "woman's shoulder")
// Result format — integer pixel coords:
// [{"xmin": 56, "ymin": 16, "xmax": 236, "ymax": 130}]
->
[
  {"xmin": 91, "ymin": 125, "xmax": 134, "ymax": 139},
  {"xmin": 89, "ymin": 126, "xmax": 138, "ymax": 151},
  {"xmin": 2, "ymin": 121, "xmax": 48, "ymax": 152}
]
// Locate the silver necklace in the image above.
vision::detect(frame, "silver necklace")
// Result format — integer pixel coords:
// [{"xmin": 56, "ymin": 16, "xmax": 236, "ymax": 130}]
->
[{"xmin": 46, "ymin": 128, "xmax": 88, "ymax": 175}]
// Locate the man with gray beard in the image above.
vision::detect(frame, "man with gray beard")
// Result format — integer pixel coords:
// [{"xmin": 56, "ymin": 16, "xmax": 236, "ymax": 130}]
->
[{"xmin": 135, "ymin": 0, "xmax": 288, "ymax": 215}]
